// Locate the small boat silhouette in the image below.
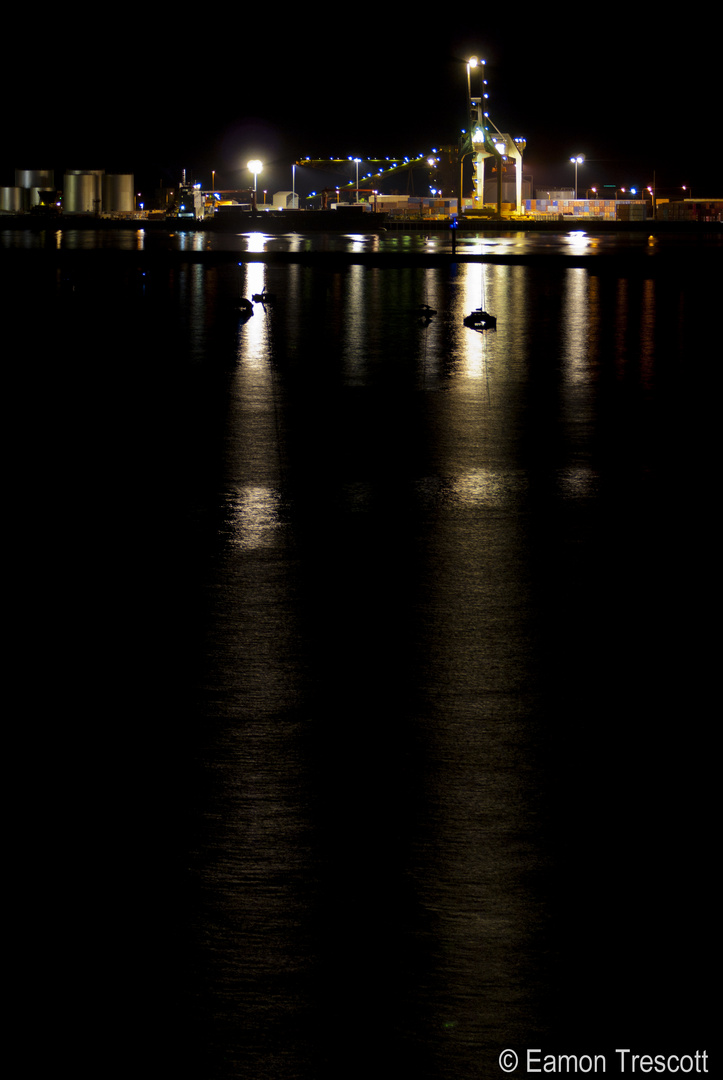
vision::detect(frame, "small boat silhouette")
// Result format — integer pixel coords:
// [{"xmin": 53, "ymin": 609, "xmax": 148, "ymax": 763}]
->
[{"xmin": 463, "ymin": 308, "xmax": 496, "ymax": 331}]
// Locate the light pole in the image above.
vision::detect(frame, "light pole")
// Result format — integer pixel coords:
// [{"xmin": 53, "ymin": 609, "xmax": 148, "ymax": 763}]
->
[
  {"xmin": 248, "ymin": 160, "xmax": 262, "ymax": 192},
  {"xmin": 466, "ymin": 56, "xmax": 486, "ymax": 117},
  {"xmin": 464, "ymin": 57, "xmax": 486, "ymax": 211},
  {"xmin": 647, "ymin": 185, "xmax": 655, "ymax": 220},
  {"xmin": 570, "ymin": 155, "xmax": 584, "ymax": 198},
  {"xmin": 248, "ymin": 158, "xmax": 262, "ymax": 209}
]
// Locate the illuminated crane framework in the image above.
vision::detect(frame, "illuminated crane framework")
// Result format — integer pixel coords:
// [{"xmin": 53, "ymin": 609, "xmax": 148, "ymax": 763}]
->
[
  {"xmin": 463, "ymin": 58, "xmax": 526, "ymax": 214},
  {"xmin": 295, "ymin": 155, "xmax": 446, "ymax": 202},
  {"xmin": 295, "ymin": 62, "xmax": 525, "ymax": 214}
]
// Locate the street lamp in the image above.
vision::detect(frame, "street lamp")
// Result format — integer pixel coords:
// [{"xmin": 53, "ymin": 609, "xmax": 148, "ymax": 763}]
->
[
  {"xmin": 247, "ymin": 160, "xmax": 263, "ymax": 192},
  {"xmin": 570, "ymin": 155, "xmax": 584, "ymax": 198},
  {"xmin": 353, "ymin": 158, "xmax": 361, "ymax": 201},
  {"xmin": 247, "ymin": 160, "xmax": 262, "ymax": 211},
  {"xmin": 466, "ymin": 56, "xmax": 485, "ymax": 110}
]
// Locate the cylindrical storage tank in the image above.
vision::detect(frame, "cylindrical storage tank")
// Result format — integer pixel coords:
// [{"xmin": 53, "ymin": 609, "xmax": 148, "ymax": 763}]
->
[
  {"xmin": 0, "ymin": 187, "xmax": 26, "ymax": 212},
  {"xmin": 15, "ymin": 168, "xmax": 54, "ymax": 189},
  {"xmin": 64, "ymin": 170, "xmax": 104, "ymax": 213},
  {"xmin": 102, "ymin": 174, "xmax": 134, "ymax": 213},
  {"xmin": 15, "ymin": 169, "xmax": 55, "ymax": 206}
]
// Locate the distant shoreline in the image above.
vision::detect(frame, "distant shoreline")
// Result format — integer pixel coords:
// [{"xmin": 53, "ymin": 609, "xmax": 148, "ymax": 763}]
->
[{"xmin": 1, "ymin": 212, "xmax": 721, "ymax": 235}]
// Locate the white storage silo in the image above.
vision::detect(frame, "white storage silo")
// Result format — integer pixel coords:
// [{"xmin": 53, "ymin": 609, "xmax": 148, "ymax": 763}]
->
[
  {"xmin": 0, "ymin": 187, "xmax": 26, "ymax": 212},
  {"xmin": 64, "ymin": 170, "xmax": 104, "ymax": 213},
  {"xmin": 15, "ymin": 169, "xmax": 55, "ymax": 206}
]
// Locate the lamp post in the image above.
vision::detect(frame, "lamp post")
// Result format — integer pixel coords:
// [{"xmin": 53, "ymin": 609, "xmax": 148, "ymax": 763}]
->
[
  {"xmin": 464, "ymin": 58, "xmax": 486, "ymax": 211},
  {"xmin": 570, "ymin": 155, "xmax": 584, "ymax": 198},
  {"xmin": 466, "ymin": 56, "xmax": 485, "ymax": 118},
  {"xmin": 248, "ymin": 159, "xmax": 262, "ymax": 210}
]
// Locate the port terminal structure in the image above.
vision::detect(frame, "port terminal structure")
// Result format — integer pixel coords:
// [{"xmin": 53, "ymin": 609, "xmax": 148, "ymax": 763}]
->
[
  {"xmin": 296, "ymin": 59, "xmax": 525, "ymax": 217},
  {"xmin": 294, "ymin": 155, "xmax": 448, "ymax": 206},
  {"xmin": 461, "ymin": 57, "xmax": 525, "ymax": 216}
]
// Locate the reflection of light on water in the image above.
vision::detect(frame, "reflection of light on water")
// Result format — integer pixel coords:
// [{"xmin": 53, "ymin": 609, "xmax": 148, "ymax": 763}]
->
[
  {"xmin": 245, "ymin": 233, "xmax": 268, "ymax": 253},
  {"xmin": 227, "ymin": 485, "xmax": 281, "ymax": 548},
  {"xmin": 458, "ymin": 262, "xmax": 491, "ymax": 380},
  {"xmin": 558, "ymin": 466, "xmax": 598, "ymax": 499},
  {"xmin": 343, "ymin": 233, "xmax": 380, "ymax": 252},
  {"xmin": 237, "ymin": 260, "xmax": 269, "ymax": 360},
  {"xmin": 176, "ymin": 231, "xmax": 208, "ymax": 251},
  {"xmin": 418, "ymin": 468, "xmax": 526, "ymax": 508},
  {"xmin": 246, "ymin": 260, "xmax": 266, "ymax": 299},
  {"xmin": 343, "ymin": 265, "xmax": 368, "ymax": 380},
  {"xmin": 451, "ymin": 468, "xmax": 508, "ymax": 506},
  {"xmin": 640, "ymin": 278, "xmax": 655, "ymax": 385},
  {"xmin": 561, "ymin": 268, "xmax": 589, "ymax": 383},
  {"xmin": 179, "ymin": 262, "xmax": 208, "ymax": 362},
  {"xmin": 452, "ymin": 233, "xmax": 523, "ymax": 256},
  {"xmin": 565, "ymin": 231, "xmax": 591, "ymax": 255}
]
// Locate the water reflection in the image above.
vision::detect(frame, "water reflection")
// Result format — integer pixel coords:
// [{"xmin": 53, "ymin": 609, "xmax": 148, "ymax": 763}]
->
[
  {"xmin": 448, "ymin": 467, "xmax": 525, "ymax": 507},
  {"xmin": 564, "ymin": 230, "xmax": 592, "ymax": 254},
  {"xmin": 165, "ymin": 245, "xmax": 717, "ymax": 1076},
  {"xmin": 174, "ymin": 229, "xmax": 211, "ymax": 252},
  {"xmin": 557, "ymin": 465, "xmax": 599, "ymax": 499},
  {"xmin": 245, "ymin": 232, "xmax": 267, "ymax": 253},
  {"xmin": 2, "ymin": 225, "xmax": 720, "ymax": 261},
  {"xmin": 342, "ymin": 264, "xmax": 370, "ymax": 383},
  {"xmin": 561, "ymin": 267, "xmax": 589, "ymax": 383},
  {"xmin": 225, "ymin": 484, "xmax": 282, "ymax": 548}
]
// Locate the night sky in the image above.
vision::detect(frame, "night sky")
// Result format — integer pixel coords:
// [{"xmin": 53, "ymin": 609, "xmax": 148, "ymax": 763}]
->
[{"xmin": 2, "ymin": 17, "xmax": 719, "ymax": 200}]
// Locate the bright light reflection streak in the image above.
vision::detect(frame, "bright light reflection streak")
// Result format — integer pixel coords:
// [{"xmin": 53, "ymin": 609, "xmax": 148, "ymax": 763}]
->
[
  {"xmin": 459, "ymin": 262, "xmax": 491, "ymax": 380},
  {"xmin": 561, "ymin": 268, "xmax": 589, "ymax": 385},
  {"xmin": 228, "ymin": 484, "xmax": 281, "ymax": 549},
  {"xmin": 342, "ymin": 264, "xmax": 369, "ymax": 382},
  {"xmin": 449, "ymin": 468, "xmax": 524, "ymax": 507},
  {"xmin": 245, "ymin": 232, "xmax": 268, "ymax": 253},
  {"xmin": 343, "ymin": 233, "xmax": 380, "ymax": 252},
  {"xmin": 565, "ymin": 230, "xmax": 591, "ymax": 255},
  {"xmin": 345, "ymin": 233, "xmax": 369, "ymax": 252},
  {"xmin": 240, "ymin": 260, "xmax": 268, "ymax": 362},
  {"xmin": 176, "ymin": 231, "xmax": 207, "ymax": 251}
]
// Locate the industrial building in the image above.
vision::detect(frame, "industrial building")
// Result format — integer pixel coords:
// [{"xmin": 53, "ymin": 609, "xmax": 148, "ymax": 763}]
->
[
  {"xmin": 0, "ymin": 168, "xmax": 135, "ymax": 215},
  {"xmin": 1, "ymin": 169, "xmax": 56, "ymax": 212}
]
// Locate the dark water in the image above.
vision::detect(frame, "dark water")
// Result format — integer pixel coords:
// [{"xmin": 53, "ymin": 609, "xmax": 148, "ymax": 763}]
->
[{"xmin": 4, "ymin": 230, "xmax": 717, "ymax": 1077}]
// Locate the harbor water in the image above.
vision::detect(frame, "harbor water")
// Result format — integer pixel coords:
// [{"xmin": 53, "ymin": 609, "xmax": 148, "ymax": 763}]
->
[{"xmin": 3, "ymin": 226, "xmax": 717, "ymax": 1078}]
